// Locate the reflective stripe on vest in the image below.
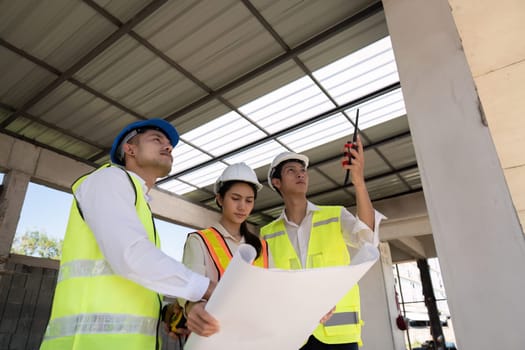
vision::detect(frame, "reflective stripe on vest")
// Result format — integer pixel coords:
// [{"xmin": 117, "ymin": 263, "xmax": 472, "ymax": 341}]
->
[
  {"xmin": 259, "ymin": 239, "xmax": 269, "ymax": 268},
  {"xmin": 41, "ymin": 164, "xmax": 161, "ymax": 350},
  {"xmin": 263, "ymin": 230, "xmax": 285, "ymax": 240},
  {"xmin": 313, "ymin": 217, "xmax": 339, "ymax": 227},
  {"xmin": 44, "ymin": 313, "xmax": 157, "ymax": 339},
  {"xmin": 194, "ymin": 227, "xmax": 268, "ymax": 278},
  {"xmin": 324, "ymin": 311, "xmax": 359, "ymax": 326},
  {"xmin": 58, "ymin": 259, "xmax": 114, "ymax": 283},
  {"xmin": 260, "ymin": 206, "xmax": 363, "ymax": 345}
]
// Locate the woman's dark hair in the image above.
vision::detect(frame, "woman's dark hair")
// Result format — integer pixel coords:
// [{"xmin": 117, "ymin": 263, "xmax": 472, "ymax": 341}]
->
[{"xmin": 216, "ymin": 181, "xmax": 262, "ymax": 259}]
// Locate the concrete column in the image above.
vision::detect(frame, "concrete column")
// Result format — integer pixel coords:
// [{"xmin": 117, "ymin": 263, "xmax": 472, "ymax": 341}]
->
[
  {"xmin": 0, "ymin": 170, "xmax": 30, "ymax": 267},
  {"xmin": 449, "ymin": 0, "xmax": 525, "ymax": 228},
  {"xmin": 360, "ymin": 243, "xmax": 405, "ymax": 350},
  {"xmin": 0, "ymin": 134, "xmax": 38, "ymax": 272},
  {"xmin": 383, "ymin": 0, "xmax": 525, "ymax": 349}
]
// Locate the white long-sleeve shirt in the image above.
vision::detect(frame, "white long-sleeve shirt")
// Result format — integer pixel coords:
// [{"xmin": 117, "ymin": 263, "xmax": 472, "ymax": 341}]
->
[
  {"xmin": 276, "ymin": 201, "xmax": 385, "ymax": 267},
  {"xmin": 74, "ymin": 166, "xmax": 209, "ymax": 301}
]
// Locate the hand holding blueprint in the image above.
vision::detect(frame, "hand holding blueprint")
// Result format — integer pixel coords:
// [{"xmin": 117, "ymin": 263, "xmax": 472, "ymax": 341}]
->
[{"xmin": 185, "ymin": 243, "xmax": 379, "ymax": 350}]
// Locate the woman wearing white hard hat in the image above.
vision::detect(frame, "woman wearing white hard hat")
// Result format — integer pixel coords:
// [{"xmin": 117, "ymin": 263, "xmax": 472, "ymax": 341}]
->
[{"xmin": 175, "ymin": 162, "xmax": 268, "ymax": 340}]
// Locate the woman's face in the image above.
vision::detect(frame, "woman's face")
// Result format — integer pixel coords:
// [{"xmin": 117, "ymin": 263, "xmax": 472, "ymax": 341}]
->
[{"xmin": 217, "ymin": 182, "xmax": 256, "ymax": 225}]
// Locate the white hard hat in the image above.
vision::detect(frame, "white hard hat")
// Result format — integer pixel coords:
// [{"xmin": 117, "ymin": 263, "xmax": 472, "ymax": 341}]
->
[
  {"xmin": 214, "ymin": 162, "xmax": 263, "ymax": 194},
  {"xmin": 267, "ymin": 152, "xmax": 309, "ymax": 191}
]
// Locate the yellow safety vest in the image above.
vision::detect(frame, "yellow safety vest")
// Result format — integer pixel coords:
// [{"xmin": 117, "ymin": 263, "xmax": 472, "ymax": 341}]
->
[
  {"xmin": 192, "ymin": 227, "xmax": 268, "ymax": 278},
  {"xmin": 41, "ymin": 164, "xmax": 162, "ymax": 350},
  {"xmin": 260, "ymin": 206, "xmax": 363, "ymax": 345}
]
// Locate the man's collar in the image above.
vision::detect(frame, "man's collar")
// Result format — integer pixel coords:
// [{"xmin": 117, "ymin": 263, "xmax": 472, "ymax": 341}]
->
[
  {"xmin": 126, "ymin": 169, "xmax": 147, "ymax": 187},
  {"xmin": 126, "ymin": 169, "xmax": 151, "ymax": 199},
  {"xmin": 278, "ymin": 201, "xmax": 320, "ymax": 222}
]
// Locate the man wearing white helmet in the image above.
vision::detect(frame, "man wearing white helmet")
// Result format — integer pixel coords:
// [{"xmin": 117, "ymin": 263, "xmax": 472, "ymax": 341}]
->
[
  {"xmin": 261, "ymin": 135, "xmax": 384, "ymax": 350},
  {"xmin": 178, "ymin": 162, "xmax": 269, "ymax": 344},
  {"xmin": 41, "ymin": 119, "xmax": 219, "ymax": 350}
]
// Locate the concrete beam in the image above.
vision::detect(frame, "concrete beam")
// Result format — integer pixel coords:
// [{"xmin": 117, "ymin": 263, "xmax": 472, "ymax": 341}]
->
[
  {"xmin": 149, "ymin": 188, "xmax": 221, "ymax": 230},
  {"xmin": 390, "ymin": 237, "xmax": 426, "ymax": 259},
  {"xmin": 1, "ymin": 133, "xmax": 438, "ymax": 235},
  {"xmin": 380, "ymin": 215, "xmax": 432, "ymax": 241},
  {"xmin": 0, "ymin": 132, "xmax": 222, "ymax": 230},
  {"xmin": 389, "ymin": 244, "xmax": 415, "ymax": 264},
  {"xmin": 373, "ymin": 191, "xmax": 428, "ymax": 221},
  {"xmin": 351, "ymin": 191, "xmax": 433, "ymax": 242}
]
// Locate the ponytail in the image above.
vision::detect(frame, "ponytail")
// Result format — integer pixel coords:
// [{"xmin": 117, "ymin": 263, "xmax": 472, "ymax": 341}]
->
[{"xmin": 240, "ymin": 221, "xmax": 262, "ymax": 259}]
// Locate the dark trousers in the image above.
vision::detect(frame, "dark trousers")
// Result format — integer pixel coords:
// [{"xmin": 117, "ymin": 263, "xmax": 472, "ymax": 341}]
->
[{"xmin": 299, "ymin": 335, "xmax": 358, "ymax": 350}]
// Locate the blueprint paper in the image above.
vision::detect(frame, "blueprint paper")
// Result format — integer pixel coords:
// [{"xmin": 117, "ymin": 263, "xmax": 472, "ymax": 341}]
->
[{"xmin": 185, "ymin": 243, "xmax": 379, "ymax": 350}]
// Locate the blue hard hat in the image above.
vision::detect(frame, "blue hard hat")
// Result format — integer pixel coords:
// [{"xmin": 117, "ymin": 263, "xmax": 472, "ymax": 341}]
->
[{"xmin": 110, "ymin": 118, "xmax": 179, "ymax": 165}]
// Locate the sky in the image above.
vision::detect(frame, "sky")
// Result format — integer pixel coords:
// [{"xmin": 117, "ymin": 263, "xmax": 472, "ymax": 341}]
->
[{"xmin": 2, "ymin": 173, "xmax": 190, "ymax": 261}]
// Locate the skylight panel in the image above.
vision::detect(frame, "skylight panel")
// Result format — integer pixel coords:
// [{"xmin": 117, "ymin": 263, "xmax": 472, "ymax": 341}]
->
[
  {"xmin": 181, "ymin": 111, "xmax": 266, "ymax": 156},
  {"xmin": 313, "ymin": 36, "xmax": 399, "ymax": 105},
  {"xmin": 318, "ymin": 50, "xmax": 396, "ymax": 91},
  {"xmin": 169, "ymin": 140, "xmax": 213, "ymax": 175},
  {"xmin": 343, "ymin": 89, "xmax": 406, "ymax": 129},
  {"xmin": 278, "ymin": 114, "xmax": 351, "ymax": 153},
  {"xmin": 239, "ymin": 76, "xmax": 334, "ymax": 134},
  {"xmin": 328, "ymin": 64, "xmax": 399, "ymax": 105},
  {"xmin": 179, "ymin": 162, "xmax": 228, "ymax": 188},
  {"xmin": 165, "ymin": 36, "xmax": 406, "ymax": 195},
  {"xmin": 240, "ymin": 77, "xmax": 313, "ymax": 115},
  {"xmin": 278, "ymin": 89, "xmax": 406, "ymax": 154},
  {"xmin": 157, "ymin": 179, "xmax": 197, "ymax": 195},
  {"xmin": 224, "ymin": 140, "xmax": 289, "ymax": 170},
  {"xmin": 314, "ymin": 36, "xmax": 394, "ymax": 80}
]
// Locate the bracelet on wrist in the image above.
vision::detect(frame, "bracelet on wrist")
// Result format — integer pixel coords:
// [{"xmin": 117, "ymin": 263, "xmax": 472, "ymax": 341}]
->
[{"xmin": 183, "ymin": 298, "xmax": 208, "ymax": 318}]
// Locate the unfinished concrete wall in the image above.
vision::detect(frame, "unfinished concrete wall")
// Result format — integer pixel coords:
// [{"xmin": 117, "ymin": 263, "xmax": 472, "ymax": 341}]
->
[
  {"xmin": 0, "ymin": 255, "xmax": 58, "ymax": 350},
  {"xmin": 449, "ymin": 0, "xmax": 525, "ymax": 229}
]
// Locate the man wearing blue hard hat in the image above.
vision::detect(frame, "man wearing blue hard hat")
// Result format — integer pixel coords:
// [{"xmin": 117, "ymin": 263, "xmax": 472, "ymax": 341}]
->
[{"xmin": 41, "ymin": 119, "xmax": 219, "ymax": 350}]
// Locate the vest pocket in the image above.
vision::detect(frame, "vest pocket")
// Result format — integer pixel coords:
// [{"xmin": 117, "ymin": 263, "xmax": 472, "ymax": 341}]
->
[
  {"xmin": 289, "ymin": 258, "xmax": 301, "ymax": 270},
  {"xmin": 307, "ymin": 252, "xmax": 324, "ymax": 268},
  {"xmin": 308, "ymin": 252, "xmax": 342, "ymax": 267}
]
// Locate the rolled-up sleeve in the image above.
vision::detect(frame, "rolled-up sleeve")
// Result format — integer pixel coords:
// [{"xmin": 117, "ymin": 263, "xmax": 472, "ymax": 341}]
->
[{"xmin": 341, "ymin": 208, "xmax": 386, "ymax": 248}]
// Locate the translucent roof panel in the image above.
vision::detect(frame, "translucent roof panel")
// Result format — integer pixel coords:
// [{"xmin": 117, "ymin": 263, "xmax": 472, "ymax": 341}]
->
[
  {"xmin": 277, "ymin": 89, "xmax": 406, "ymax": 154},
  {"xmin": 278, "ymin": 113, "xmax": 352, "ymax": 153},
  {"xmin": 343, "ymin": 89, "xmax": 406, "ymax": 130},
  {"xmin": 153, "ymin": 35, "xmax": 405, "ymax": 200},
  {"xmin": 224, "ymin": 140, "xmax": 289, "ymax": 170},
  {"xmin": 313, "ymin": 36, "xmax": 399, "ymax": 105},
  {"xmin": 181, "ymin": 111, "xmax": 266, "ymax": 156},
  {"xmin": 239, "ymin": 76, "xmax": 335, "ymax": 134},
  {"xmin": 179, "ymin": 162, "xmax": 228, "ymax": 189},
  {"xmin": 158, "ymin": 179, "xmax": 197, "ymax": 196},
  {"xmin": 169, "ymin": 140, "xmax": 213, "ymax": 175},
  {"xmin": 400, "ymin": 168, "xmax": 422, "ymax": 189}
]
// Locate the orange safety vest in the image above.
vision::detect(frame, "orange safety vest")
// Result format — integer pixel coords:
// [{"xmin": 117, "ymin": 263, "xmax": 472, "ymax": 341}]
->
[{"xmin": 192, "ymin": 227, "xmax": 268, "ymax": 278}]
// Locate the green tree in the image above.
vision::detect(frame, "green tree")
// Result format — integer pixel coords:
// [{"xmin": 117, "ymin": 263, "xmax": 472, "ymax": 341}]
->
[{"xmin": 11, "ymin": 230, "xmax": 63, "ymax": 260}]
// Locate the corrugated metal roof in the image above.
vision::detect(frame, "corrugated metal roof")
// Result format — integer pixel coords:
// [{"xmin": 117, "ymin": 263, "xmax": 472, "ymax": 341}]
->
[{"xmin": 0, "ymin": 0, "xmax": 420, "ymax": 225}]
